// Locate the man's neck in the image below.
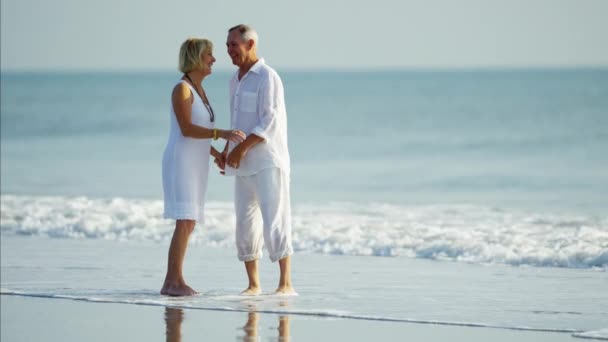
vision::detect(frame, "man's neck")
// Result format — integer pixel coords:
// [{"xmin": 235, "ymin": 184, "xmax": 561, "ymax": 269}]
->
[{"xmin": 238, "ymin": 56, "xmax": 259, "ymax": 79}]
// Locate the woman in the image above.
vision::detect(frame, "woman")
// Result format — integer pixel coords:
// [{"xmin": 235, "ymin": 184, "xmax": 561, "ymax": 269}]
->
[{"xmin": 161, "ymin": 38, "xmax": 245, "ymax": 296}]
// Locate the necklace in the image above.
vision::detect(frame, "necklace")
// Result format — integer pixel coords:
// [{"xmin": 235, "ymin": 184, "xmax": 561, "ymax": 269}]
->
[{"xmin": 184, "ymin": 73, "xmax": 215, "ymax": 122}]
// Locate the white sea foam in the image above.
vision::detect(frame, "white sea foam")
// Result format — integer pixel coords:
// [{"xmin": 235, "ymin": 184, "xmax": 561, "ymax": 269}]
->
[
  {"xmin": 1, "ymin": 194, "xmax": 607, "ymax": 269},
  {"xmin": 573, "ymin": 329, "xmax": 608, "ymax": 340}
]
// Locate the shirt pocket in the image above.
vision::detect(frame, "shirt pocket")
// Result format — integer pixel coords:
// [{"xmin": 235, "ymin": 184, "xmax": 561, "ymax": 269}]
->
[{"xmin": 240, "ymin": 91, "xmax": 257, "ymax": 113}]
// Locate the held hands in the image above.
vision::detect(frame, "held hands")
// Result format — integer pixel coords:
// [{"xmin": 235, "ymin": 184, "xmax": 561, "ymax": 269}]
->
[
  {"xmin": 213, "ymin": 145, "xmax": 247, "ymax": 172},
  {"xmin": 214, "ymin": 150, "xmax": 228, "ymax": 175},
  {"xmin": 212, "ymin": 130, "xmax": 250, "ymax": 172},
  {"xmin": 226, "ymin": 144, "xmax": 248, "ymax": 169},
  {"xmin": 212, "ymin": 130, "xmax": 244, "ymax": 175},
  {"xmin": 219, "ymin": 129, "xmax": 246, "ymax": 143}
]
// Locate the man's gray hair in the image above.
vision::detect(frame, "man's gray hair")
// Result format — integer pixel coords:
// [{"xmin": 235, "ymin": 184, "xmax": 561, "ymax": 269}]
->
[{"xmin": 228, "ymin": 24, "xmax": 259, "ymax": 46}]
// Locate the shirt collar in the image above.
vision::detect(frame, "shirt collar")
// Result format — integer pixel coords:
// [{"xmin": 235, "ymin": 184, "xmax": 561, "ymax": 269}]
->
[
  {"xmin": 232, "ymin": 58, "xmax": 265, "ymax": 81},
  {"xmin": 248, "ymin": 58, "xmax": 265, "ymax": 74}
]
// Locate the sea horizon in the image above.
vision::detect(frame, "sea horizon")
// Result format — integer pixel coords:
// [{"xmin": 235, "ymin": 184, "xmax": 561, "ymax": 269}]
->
[{"xmin": 2, "ymin": 64, "xmax": 608, "ymax": 75}]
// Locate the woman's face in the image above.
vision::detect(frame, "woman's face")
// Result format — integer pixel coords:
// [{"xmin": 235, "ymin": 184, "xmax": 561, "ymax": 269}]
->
[{"xmin": 201, "ymin": 50, "xmax": 216, "ymax": 75}]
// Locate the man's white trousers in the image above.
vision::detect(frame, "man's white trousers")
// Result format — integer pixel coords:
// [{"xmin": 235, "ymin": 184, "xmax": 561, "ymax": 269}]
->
[{"xmin": 234, "ymin": 167, "xmax": 293, "ymax": 262}]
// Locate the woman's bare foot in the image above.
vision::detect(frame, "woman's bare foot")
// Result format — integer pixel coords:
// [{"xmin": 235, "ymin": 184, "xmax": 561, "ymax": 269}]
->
[
  {"xmin": 160, "ymin": 281, "xmax": 198, "ymax": 296},
  {"xmin": 274, "ymin": 285, "xmax": 297, "ymax": 296},
  {"xmin": 241, "ymin": 286, "xmax": 262, "ymax": 296}
]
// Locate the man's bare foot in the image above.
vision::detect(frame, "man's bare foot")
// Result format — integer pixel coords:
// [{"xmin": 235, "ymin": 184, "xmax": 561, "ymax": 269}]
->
[
  {"xmin": 274, "ymin": 285, "xmax": 297, "ymax": 296},
  {"xmin": 160, "ymin": 282, "xmax": 198, "ymax": 296},
  {"xmin": 241, "ymin": 286, "xmax": 262, "ymax": 296}
]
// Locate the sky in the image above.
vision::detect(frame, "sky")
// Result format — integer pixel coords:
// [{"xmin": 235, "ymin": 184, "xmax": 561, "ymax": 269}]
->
[{"xmin": 1, "ymin": 0, "xmax": 608, "ymax": 71}]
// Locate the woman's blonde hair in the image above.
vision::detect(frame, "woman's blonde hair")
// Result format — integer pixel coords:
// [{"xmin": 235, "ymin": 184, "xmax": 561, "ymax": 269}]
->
[{"xmin": 178, "ymin": 38, "xmax": 213, "ymax": 73}]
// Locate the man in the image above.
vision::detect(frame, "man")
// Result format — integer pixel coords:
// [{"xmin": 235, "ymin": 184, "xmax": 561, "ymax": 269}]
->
[{"xmin": 218, "ymin": 24, "xmax": 295, "ymax": 295}]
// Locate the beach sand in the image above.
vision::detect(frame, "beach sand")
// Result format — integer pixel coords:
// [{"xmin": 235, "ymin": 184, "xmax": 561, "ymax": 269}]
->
[
  {"xmin": 1, "ymin": 236, "xmax": 606, "ymax": 341},
  {"xmin": 1, "ymin": 295, "xmax": 582, "ymax": 342}
]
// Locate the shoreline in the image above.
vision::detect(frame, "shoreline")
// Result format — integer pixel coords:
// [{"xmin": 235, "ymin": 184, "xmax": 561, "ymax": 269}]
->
[
  {"xmin": 0, "ymin": 292, "xmax": 582, "ymax": 334},
  {"xmin": 1, "ymin": 295, "xmax": 587, "ymax": 342},
  {"xmin": 2, "ymin": 236, "xmax": 607, "ymax": 341}
]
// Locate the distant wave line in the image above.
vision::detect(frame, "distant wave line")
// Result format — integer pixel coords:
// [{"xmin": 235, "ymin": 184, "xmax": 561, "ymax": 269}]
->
[{"xmin": 2, "ymin": 194, "xmax": 607, "ymax": 269}]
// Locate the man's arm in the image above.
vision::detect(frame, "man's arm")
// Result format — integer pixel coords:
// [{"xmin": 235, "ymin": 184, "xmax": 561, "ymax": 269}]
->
[
  {"xmin": 250, "ymin": 72, "xmax": 283, "ymax": 143},
  {"xmin": 226, "ymin": 134, "xmax": 264, "ymax": 169}
]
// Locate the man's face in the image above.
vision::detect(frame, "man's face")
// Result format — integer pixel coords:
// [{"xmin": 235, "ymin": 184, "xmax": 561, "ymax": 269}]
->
[{"xmin": 226, "ymin": 30, "xmax": 251, "ymax": 67}]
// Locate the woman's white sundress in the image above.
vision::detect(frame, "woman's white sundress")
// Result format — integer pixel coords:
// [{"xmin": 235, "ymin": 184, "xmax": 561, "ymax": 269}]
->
[{"xmin": 162, "ymin": 80, "xmax": 214, "ymax": 223}]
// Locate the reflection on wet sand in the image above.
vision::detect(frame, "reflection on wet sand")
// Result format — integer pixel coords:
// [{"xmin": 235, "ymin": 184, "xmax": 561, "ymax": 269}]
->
[
  {"xmin": 241, "ymin": 311, "xmax": 259, "ymax": 341},
  {"xmin": 165, "ymin": 307, "xmax": 184, "ymax": 342},
  {"xmin": 241, "ymin": 311, "xmax": 290, "ymax": 342},
  {"xmin": 278, "ymin": 315, "xmax": 290, "ymax": 341},
  {"xmin": 164, "ymin": 304, "xmax": 291, "ymax": 342}
]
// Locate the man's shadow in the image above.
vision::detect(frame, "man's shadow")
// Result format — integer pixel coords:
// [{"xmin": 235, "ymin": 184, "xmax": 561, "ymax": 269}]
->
[{"xmin": 164, "ymin": 306, "xmax": 290, "ymax": 342}]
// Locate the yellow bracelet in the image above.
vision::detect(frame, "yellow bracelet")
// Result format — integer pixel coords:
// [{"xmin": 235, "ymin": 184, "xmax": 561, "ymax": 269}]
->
[{"xmin": 213, "ymin": 129, "xmax": 218, "ymax": 140}]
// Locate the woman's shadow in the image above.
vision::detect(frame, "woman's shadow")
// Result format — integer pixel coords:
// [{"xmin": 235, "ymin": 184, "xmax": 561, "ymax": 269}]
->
[{"xmin": 164, "ymin": 307, "xmax": 290, "ymax": 342}]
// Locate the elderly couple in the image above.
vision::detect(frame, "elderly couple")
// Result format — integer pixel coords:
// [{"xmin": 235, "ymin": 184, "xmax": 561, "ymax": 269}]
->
[{"xmin": 160, "ymin": 24, "xmax": 294, "ymax": 297}]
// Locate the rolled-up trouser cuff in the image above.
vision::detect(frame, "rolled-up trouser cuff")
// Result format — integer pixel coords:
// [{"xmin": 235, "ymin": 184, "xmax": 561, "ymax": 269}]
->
[
  {"xmin": 238, "ymin": 252, "xmax": 263, "ymax": 262},
  {"xmin": 270, "ymin": 248, "xmax": 293, "ymax": 263}
]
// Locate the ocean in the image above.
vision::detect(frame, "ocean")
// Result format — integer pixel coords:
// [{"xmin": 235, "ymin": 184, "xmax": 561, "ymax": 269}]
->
[
  {"xmin": 1, "ymin": 69, "xmax": 607, "ymax": 340},
  {"xmin": 3, "ymin": 70, "xmax": 608, "ymax": 208},
  {"xmin": 2, "ymin": 68, "xmax": 607, "ymax": 264}
]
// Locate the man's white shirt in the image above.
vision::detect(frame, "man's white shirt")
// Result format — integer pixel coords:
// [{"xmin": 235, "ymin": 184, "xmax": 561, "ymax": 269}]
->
[{"xmin": 224, "ymin": 58, "xmax": 290, "ymax": 177}]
